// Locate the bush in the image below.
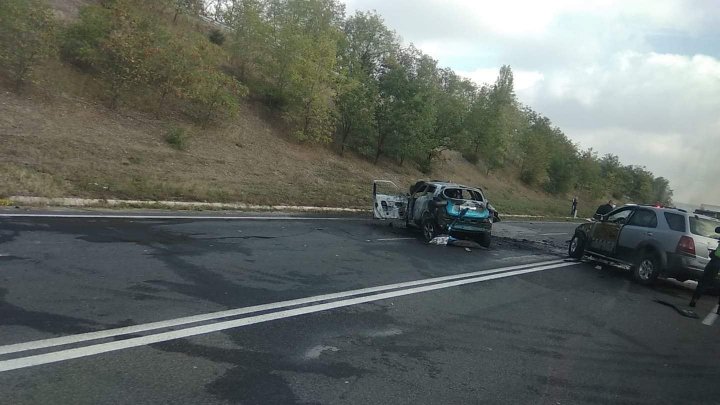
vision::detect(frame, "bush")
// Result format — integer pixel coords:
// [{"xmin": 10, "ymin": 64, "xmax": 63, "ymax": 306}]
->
[
  {"xmin": 208, "ymin": 29, "xmax": 226, "ymax": 45},
  {"xmin": 62, "ymin": 2, "xmax": 246, "ymax": 121},
  {"xmin": 183, "ymin": 68, "xmax": 247, "ymax": 125},
  {"xmin": 165, "ymin": 127, "xmax": 188, "ymax": 150},
  {"xmin": 0, "ymin": 0, "xmax": 56, "ymax": 91}
]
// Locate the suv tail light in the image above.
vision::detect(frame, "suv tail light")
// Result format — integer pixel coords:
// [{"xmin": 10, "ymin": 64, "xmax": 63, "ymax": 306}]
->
[{"xmin": 677, "ymin": 236, "xmax": 696, "ymax": 256}]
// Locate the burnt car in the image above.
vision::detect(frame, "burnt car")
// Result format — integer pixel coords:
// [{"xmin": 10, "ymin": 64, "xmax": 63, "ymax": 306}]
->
[
  {"xmin": 568, "ymin": 205, "xmax": 720, "ymax": 284},
  {"xmin": 373, "ymin": 180, "xmax": 497, "ymax": 247}
]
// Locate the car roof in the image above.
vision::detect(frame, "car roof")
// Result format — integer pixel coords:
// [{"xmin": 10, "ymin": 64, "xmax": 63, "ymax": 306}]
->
[
  {"xmin": 629, "ymin": 205, "xmax": 720, "ymax": 221},
  {"xmin": 425, "ymin": 181, "xmax": 480, "ymax": 190}
]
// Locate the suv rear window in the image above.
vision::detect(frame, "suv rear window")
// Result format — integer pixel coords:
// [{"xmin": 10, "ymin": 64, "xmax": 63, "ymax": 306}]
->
[
  {"xmin": 664, "ymin": 212, "xmax": 686, "ymax": 232},
  {"xmin": 689, "ymin": 217, "xmax": 720, "ymax": 239},
  {"xmin": 443, "ymin": 188, "xmax": 483, "ymax": 201}
]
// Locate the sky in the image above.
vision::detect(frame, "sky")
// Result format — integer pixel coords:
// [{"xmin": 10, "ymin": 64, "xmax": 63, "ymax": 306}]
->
[{"xmin": 340, "ymin": 0, "xmax": 720, "ymax": 205}]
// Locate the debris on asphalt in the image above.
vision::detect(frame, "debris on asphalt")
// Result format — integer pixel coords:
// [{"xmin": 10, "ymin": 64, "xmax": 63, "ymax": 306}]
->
[
  {"xmin": 429, "ymin": 235, "xmax": 452, "ymax": 245},
  {"xmin": 653, "ymin": 299, "xmax": 699, "ymax": 319},
  {"xmin": 465, "ymin": 247, "xmax": 472, "ymax": 252}
]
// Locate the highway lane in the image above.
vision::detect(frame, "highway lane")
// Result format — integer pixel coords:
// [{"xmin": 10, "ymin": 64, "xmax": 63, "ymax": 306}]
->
[{"xmin": 1, "ymin": 213, "xmax": 719, "ymax": 404}]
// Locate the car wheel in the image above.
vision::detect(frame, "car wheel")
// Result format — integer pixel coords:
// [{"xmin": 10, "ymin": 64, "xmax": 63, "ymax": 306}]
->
[
  {"xmin": 422, "ymin": 215, "xmax": 438, "ymax": 242},
  {"xmin": 568, "ymin": 234, "xmax": 586, "ymax": 259},
  {"xmin": 632, "ymin": 251, "xmax": 660, "ymax": 285},
  {"xmin": 476, "ymin": 232, "xmax": 491, "ymax": 248}
]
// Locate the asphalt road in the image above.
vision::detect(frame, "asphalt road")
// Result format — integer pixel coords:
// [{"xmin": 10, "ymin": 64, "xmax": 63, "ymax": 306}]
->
[{"xmin": 1, "ymin": 212, "xmax": 719, "ymax": 404}]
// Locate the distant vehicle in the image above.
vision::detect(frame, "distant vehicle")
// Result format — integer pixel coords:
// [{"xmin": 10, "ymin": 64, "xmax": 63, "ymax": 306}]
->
[
  {"xmin": 694, "ymin": 208, "xmax": 720, "ymax": 220},
  {"xmin": 373, "ymin": 180, "xmax": 496, "ymax": 246},
  {"xmin": 568, "ymin": 205, "xmax": 720, "ymax": 284}
]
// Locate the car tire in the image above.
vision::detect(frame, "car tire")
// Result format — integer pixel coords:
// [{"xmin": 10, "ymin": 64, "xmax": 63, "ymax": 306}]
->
[
  {"xmin": 568, "ymin": 234, "xmax": 586, "ymax": 259},
  {"xmin": 632, "ymin": 251, "xmax": 660, "ymax": 285},
  {"xmin": 476, "ymin": 232, "xmax": 491, "ymax": 248},
  {"xmin": 422, "ymin": 215, "xmax": 438, "ymax": 243}
]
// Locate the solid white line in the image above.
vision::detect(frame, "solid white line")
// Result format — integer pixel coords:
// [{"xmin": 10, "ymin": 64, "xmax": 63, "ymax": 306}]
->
[
  {"xmin": 0, "ymin": 259, "xmax": 565, "ymax": 356},
  {"xmin": 0, "ymin": 261, "xmax": 578, "ymax": 372},
  {"xmin": 0, "ymin": 214, "xmax": 364, "ymax": 221},
  {"xmin": 702, "ymin": 305, "xmax": 719, "ymax": 326}
]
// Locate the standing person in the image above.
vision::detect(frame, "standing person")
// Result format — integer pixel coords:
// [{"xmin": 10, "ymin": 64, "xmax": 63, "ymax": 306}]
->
[
  {"xmin": 689, "ymin": 246, "xmax": 720, "ymax": 313},
  {"xmin": 571, "ymin": 197, "xmax": 578, "ymax": 218},
  {"xmin": 594, "ymin": 200, "xmax": 615, "ymax": 219}
]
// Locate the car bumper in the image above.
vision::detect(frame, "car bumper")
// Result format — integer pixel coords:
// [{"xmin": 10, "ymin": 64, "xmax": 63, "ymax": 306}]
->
[
  {"xmin": 666, "ymin": 253, "xmax": 713, "ymax": 280},
  {"xmin": 438, "ymin": 217, "xmax": 492, "ymax": 234}
]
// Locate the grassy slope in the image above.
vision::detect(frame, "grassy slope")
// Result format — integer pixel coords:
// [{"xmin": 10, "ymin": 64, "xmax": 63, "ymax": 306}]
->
[{"xmin": 0, "ymin": 83, "xmax": 598, "ymax": 217}]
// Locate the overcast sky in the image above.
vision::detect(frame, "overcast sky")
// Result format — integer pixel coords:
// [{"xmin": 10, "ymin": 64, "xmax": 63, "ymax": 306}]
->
[{"xmin": 341, "ymin": 0, "xmax": 720, "ymax": 205}]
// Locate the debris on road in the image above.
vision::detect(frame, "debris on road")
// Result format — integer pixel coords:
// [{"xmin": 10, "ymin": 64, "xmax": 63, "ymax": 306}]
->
[
  {"xmin": 653, "ymin": 299, "xmax": 699, "ymax": 319},
  {"xmin": 429, "ymin": 235, "xmax": 452, "ymax": 245}
]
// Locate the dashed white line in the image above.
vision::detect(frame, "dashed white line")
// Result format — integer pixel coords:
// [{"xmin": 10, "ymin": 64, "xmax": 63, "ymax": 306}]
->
[
  {"xmin": 702, "ymin": 305, "xmax": 719, "ymax": 326},
  {"xmin": 0, "ymin": 260, "xmax": 578, "ymax": 372},
  {"xmin": 0, "ymin": 259, "xmax": 565, "ymax": 356}
]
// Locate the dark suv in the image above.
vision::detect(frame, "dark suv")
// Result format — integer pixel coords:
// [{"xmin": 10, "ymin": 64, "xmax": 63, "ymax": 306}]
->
[{"xmin": 568, "ymin": 205, "xmax": 720, "ymax": 284}]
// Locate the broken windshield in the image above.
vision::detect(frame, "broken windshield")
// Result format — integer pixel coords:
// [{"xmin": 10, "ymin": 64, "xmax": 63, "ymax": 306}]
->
[{"xmin": 443, "ymin": 188, "xmax": 484, "ymax": 201}]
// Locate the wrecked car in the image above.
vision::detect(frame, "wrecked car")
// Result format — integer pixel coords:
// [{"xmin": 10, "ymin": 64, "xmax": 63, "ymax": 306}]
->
[{"xmin": 373, "ymin": 180, "xmax": 497, "ymax": 247}]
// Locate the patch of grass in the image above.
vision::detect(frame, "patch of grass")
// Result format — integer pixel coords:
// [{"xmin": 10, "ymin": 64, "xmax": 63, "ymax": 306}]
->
[
  {"xmin": 0, "ymin": 163, "xmax": 68, "ymax": 197},
  {"xmin": 165, "ymin": 127, "xmax": 188, "ymax": 150},
  {"xmin": 0, "ymin": 198, "xmax": 13, "ymax": 206}
]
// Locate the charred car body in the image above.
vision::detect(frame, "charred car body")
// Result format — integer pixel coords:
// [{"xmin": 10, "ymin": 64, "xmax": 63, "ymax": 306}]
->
[{"xmin": 373, "ymin": 180, "xmax": 497, "ymax": 247}]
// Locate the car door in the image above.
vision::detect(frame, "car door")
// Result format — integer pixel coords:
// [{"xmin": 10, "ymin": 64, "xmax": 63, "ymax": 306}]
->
[
  {"xmin": 616, "ymin": 208, "xmax": 658, "ymax": 262},
  {"xmin": 372, "ymin": 180, "xmax": 407, "ymax": 220},
  {"xmin": 413, "ymin": 185, "xmax": 436, "ymax": 221},
  {"xmin": 588, "ymin": 207, "xmax": 635, "ymax": 257}
]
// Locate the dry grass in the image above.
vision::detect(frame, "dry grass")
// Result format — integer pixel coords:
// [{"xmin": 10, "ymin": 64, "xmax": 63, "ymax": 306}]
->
[{"xmin": 0, "ymin": 84, "xmax": 599, "ymax": 216}]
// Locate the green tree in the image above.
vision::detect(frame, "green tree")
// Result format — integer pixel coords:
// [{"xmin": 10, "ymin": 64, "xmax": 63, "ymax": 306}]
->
[
  {"xmin": 63, "ymin": 2, "xmax": 162, "ymax": 108},
  {"xmin": 223, "ymin": 0, "xmax": 271, "ymax": 84},
  {"xmin": 262, "ymin": 0, "xmax": 345, "ymax": 141},
  {"xmin": 465, "ymin": 65, "xmax": 521, "ymax": 172},
  {"xmin": 652, "ymin": 177, "xmax": 673, "ymax": 205},
  {"xmin": 333, "ymin": 11, "xmax": 396, "ymax": 154},
  {"xmin": 0, "ymin": 0, "xmax": 56, "ymax": 92},
  {"xmin": 572, "ymin": 149, "xmax": 603, "ymax": 198}
]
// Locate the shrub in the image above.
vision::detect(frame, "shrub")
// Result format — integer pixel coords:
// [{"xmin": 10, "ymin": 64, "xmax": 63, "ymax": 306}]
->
[
  {"xmin": 208, "ymin": 29, "xmax": 225, "ymax": 45},
  {"xmin": 183, "ymin": 68, "xmax": 247, "ymax": 125},
  {"xmin": 0, "ymin": 0, "xmax": 56, "ymax": 91},
  {"xmin": 165, "ymin": 127, "xmax": 188, "ymax": 150}
]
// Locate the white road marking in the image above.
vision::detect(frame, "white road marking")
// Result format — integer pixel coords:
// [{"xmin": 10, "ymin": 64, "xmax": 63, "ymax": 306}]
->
[
  {"xmin": 0, "ymin": 259, "xmax": 565, "ymax": 356},
  {"xmin": 702, "ymin": 305, "xmax": 719, "ymax": 326},
  {"xmin": 374, "ymin": 237, "xmax": 416, "ymax": 241},
  {"xmin": 0, "ymin": 261, "xmax": 578, "ymax": 372},
  {"xmin": 0, "ymin": 213, "xmax": 364, "ymax": 221}
]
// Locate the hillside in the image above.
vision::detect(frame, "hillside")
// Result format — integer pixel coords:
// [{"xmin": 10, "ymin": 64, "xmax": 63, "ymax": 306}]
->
[
  {"xmin": 0, "ymin": 86, "xmax": 587, "ymax": 216},
  {"xmin": 0, "ymin": 0, "xmax": 636, "ymax": 218}
]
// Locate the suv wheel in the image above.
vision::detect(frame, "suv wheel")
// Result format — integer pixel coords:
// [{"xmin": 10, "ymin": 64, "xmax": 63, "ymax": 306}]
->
[
  {"xmin": 422, "ymin": 215, "xmax": 438, "ymax": 242},
  {"xmin": 568, "ymin": 234, "xmax": 586, "ymax": 259},
  {"xmin": 632, "ymin": 251, "xmax": 660, "ymax": 285}
]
